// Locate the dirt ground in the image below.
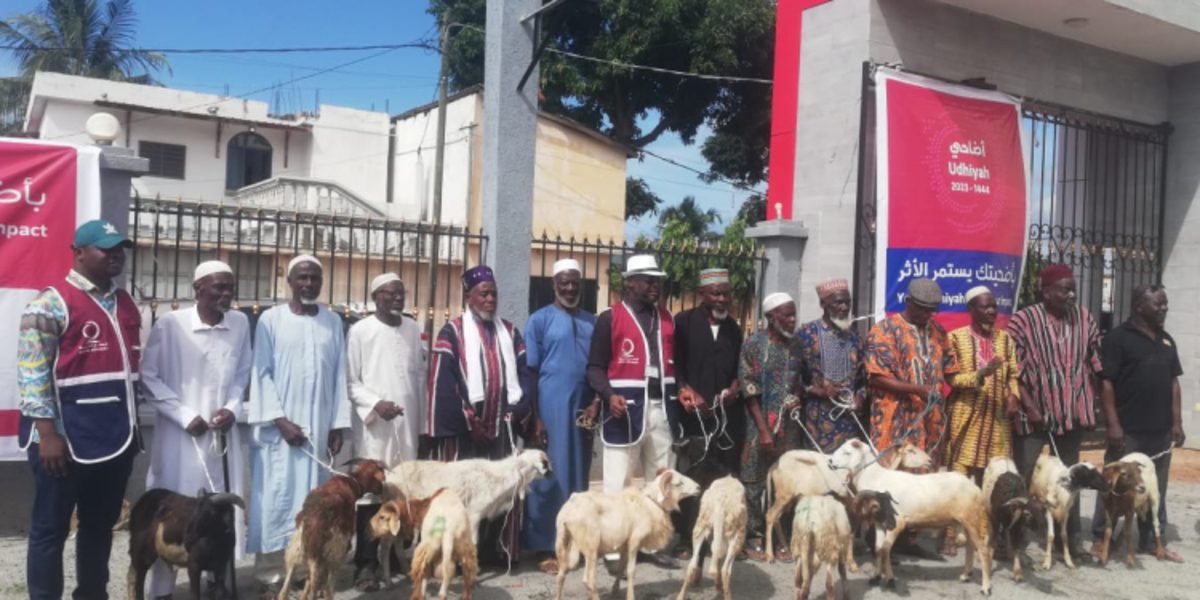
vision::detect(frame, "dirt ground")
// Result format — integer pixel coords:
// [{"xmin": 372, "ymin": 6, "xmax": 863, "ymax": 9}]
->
[{"xmin": 1, "ymin": 449, "xmax": 1199, "ymax": 599}]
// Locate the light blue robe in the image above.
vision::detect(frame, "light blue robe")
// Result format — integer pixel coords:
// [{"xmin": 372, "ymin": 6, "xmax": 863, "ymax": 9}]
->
[
  {"xmin": 246, "ymin": 305, "xmax": 351, "ymax": 554},
  {"xmin": 521, "ymin": 304, "xmax": 595, "ymax": 552}
]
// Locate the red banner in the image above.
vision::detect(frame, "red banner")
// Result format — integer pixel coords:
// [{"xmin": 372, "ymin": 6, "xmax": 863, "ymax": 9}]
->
[
  {"xmin": 874, "ymin": 69, "xmax": 1029, "ymax": 331},
  {"xmin": 0, "ymin": 139, "xmax": 101, "ymax": 457}
]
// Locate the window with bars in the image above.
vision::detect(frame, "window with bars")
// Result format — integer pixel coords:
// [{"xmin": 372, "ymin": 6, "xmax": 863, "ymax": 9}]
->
[{"xmin": 139, "ymin": 141, "xmax": 187, "ymax": 179}]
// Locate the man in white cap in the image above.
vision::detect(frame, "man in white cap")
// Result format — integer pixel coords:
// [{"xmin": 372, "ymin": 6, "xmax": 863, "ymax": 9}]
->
[
  {"xmin": 737, "ymin": 292, "xmax": 804, "ymax": 560},
  {"xmin": 521, "ymin": 259, "xmax": 597, "ymax": 573},
  {"xmin": 586, "ymin": 254, "xmax": 681, "ymax": 568},
  {"xmin": 139, "ymin": 260, "xmax": 251, "ymax": 598},
  {"xmin": 245, "ymin": 254, "xmax": 351, "ymax": 589},
  {"xmin": 345, "ymin": 272, "xmax": 424, "ymax": 587}
]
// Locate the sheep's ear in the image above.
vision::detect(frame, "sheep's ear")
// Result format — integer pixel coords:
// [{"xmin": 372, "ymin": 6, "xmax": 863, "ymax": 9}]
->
[
  {"xmin": 658, "ymin": 470, "xmax": 674, "ymax": 495},
  {"xmin": 388, "ymin": 514, "xmax": 402, "ymax": 536}
]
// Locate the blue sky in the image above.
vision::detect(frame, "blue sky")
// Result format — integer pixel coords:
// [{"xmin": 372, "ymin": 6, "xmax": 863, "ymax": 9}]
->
[{"xmin": 1, "ymin": 0, "xmax": 763, "ymax": 239}]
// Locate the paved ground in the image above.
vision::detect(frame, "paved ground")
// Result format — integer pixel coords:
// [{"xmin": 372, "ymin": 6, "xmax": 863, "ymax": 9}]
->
[{"xmin": 2, "ymin": 448, "xmax": 1198, "ymax": 599}]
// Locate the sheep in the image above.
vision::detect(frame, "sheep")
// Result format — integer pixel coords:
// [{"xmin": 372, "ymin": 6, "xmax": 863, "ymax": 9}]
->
[
  {"xmin": 409, "ymin": 489, "xmax": 478, "ymax": 600},
  {"xmin": 554, "ymin": 469, "xmax": 701, "ymax": 600},
  {"xmin": 385, "ymin": 449, "xmax": 551, "ymax": 549},
  {"xmin": 764, "ymin": 441, "xmax": 931, "ymax": 563},
  {"xmin": 277, "ymin": 459, "xmax": 388, "ymax": 600},
  {"xmin": 366, "ymin": 493, "xmax": 441, "ymax": 587},
  {"xmin": 844, "ymin": 488, "xmax": 899, "ymax": 561},
  {"xmin": 982, "ymin": 457, "xmax": 1041, "ymax": 582},
  {"xmin": 676, "ymin": 476, "xmax": 747, "ymax": 600},
  {"xmin": 126, "ymin": 489, "xmax": 244, "ymax": 600},
  {"xmin": 791, "ymin": 495, "xmax": 855, "ymax": 600},
  {"xmin": 1096, "ymin": 453, "xmax": 1161, "ymax": 568},
  {"xmin": 1028, "ymin": 454, "xmax": 1109, "ymax": 571},
  {"xmin": 829, "ymin": 439, "xmax": 992, "ymax": 595}
]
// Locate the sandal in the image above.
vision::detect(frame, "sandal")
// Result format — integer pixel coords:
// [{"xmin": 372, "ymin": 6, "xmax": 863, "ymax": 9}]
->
[
  {"xmin": 538, "ymin": 557, "xmax": 560, "ymax": 574},
  {"xmin": 741, "ymin": 539, "xmax": 767, "ymax": 562},
  {"xmin": 940, "ymin": 532, "xmax": 958, "ymax": 557},
  {"xmin": 775, "ymin": 546, "xmax": 795, "ymax": 563}
]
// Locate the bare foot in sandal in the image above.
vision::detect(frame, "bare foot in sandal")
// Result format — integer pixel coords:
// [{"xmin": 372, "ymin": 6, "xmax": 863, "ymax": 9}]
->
[{"xmin": 538, "ymin": 556, "xmax": 560, "ymax": 574}]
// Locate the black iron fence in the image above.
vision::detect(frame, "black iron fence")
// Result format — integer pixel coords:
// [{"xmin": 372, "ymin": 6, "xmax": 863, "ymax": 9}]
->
[
  {"xmin": 853, "ymin": 64, "xmax": 1168, "ymax": 331},
  {"xmin": 529, "ymin": 231, "xmax": 769, "ymax": 331},
  {"xmin": 127, "ymin": 196, "xmax": 488, "ymax": 335}
]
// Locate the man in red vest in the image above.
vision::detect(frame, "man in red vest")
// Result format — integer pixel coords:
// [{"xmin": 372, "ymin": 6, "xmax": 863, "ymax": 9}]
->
[{"xmin": 17, "ymin": 219, "xmax": 140, "ymax": 600}]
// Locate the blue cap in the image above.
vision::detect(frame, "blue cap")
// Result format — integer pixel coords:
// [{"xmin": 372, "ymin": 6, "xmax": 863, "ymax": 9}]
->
[{"xmin": 73, "ymin": 219, "xmax": 132, "ymax": 249}]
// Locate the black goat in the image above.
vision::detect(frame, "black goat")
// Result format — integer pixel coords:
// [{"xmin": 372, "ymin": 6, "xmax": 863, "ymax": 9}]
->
[
  {"xmin": 986, "ymin": 471, "xmax": 1042, "ymax": 582},
  {"xmin": 127, "ymin": 488, "xmax": 244, "ymax": 600}
]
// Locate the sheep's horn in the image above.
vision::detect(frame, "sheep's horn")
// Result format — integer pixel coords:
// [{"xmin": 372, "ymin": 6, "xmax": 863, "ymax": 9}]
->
[
  {"xmin": 209, "ymin": 493, "xmax": 246, "ymax": 509},
  {"xmin": 1002, "ymin": 497, "xmax": 1028, "ymax": 509}
]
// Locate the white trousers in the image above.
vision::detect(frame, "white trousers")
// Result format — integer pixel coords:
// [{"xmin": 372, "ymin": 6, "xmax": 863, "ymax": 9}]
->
[{"xmin": 602, "ymin": 399, "xmax": 676, "ymax": 494}]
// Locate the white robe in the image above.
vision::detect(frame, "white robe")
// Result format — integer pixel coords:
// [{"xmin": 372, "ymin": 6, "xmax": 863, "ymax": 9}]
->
[
  {"xmin": 139, "ymin": 307, "xmax": 252, "ymax": 594},
  {"xmin": 346, "ymin": 314, "xmax": 425, "ymax": 465},
  {"xmin": 245, "ymin": 304, "xmax": 351, "ymax": 555}
]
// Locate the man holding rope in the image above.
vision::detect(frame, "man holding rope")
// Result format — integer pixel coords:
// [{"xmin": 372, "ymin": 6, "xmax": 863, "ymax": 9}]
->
[
  {"xmin": 245, "ymin": 255, "xmax": 351, "ymax": 591},
  {"xmin": 1008, "ymin": 263, "xmax": 1101, "ymax": 560},
  {"xmin": 1090, "ymin": 284, "xmax": 1185, "ymax": 563},
  {"xmin": 139, "ymin": 260, "xmax": 252, "ymax": 598},
  {"xmin": 794, "ymin": 278, "xmax": 867, "ymax": 453}
]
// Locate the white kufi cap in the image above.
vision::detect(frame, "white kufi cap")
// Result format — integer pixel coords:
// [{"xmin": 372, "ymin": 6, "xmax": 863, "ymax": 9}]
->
[
  {"xmin": 553, "ymin": 258, "xmax": 581, "ymax": 276},
  {"xmin": 193, "ymin": 260, "xmax": 233, "ymax": 282},
  {"xmin": 965, "ymin": 285, "xmax": 992, "ymax": 305},
  {"xmin": 370, "ymin": 272, "xmax": 402, "ymax": 294},
  {"xmin": 287, "ymin": 254, "xmax": 322, "ymax": 275},
  {"xmin": 762, "ymin": 292, "xmax": 794, "ymax": 314}
]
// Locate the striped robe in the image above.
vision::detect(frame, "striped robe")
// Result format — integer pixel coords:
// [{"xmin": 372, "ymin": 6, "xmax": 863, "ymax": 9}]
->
[{"xmin": 1006, "ymin": 304, "xmax": 1102, "ymax": 436}]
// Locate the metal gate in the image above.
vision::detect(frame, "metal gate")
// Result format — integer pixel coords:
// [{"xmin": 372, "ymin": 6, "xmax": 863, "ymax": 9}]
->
[{"xmin": 853, "ymin": 64, "xmax": 1169, "ymax": 331}]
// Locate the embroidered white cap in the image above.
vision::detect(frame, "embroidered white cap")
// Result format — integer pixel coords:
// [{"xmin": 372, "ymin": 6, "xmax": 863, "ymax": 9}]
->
[
  {"xmin": 553, "ymin": 259, "xmax": 581, "ymax": 276},
  {"xmin": 287, "ymin": 254, "xmax": 322, "ymax": 275},
  {"xmin": 193, "ymin": 260, "xmax": 233, "ymax": 282},
  {"xmin": 370, "ymin": 272, "xmax": 402, "ymax": 294}
]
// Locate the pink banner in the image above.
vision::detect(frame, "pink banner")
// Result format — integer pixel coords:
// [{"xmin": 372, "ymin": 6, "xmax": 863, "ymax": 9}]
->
[
  {"xmin": 0, "ymin": 139, "xmax": 101, "ymax": 458},
  {"xmin": 873, "ymin": 69, "xmax": 1029, "ymax": 331}
]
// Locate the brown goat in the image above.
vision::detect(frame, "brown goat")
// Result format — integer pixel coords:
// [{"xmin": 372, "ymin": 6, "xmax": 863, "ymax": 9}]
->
[
  {"xmin": 1098, "ymin": 461, "xmax": 1145, "ymax": 568},
  {"xmin": 278, "ymin": 459, "xmax": 387, "ymax": 600},
  {"xmin": 367, "ymin": 492, "xmax": 442, "ymax": 586}
]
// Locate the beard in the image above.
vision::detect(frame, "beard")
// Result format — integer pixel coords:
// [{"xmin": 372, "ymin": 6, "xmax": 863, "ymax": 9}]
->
[
  {"xmin": 474, "ymin": 309, "xmax": 495, "ymax": 322},
  {"xmin": 555, "ymin": 291, "xmax": 580, "ymax": 309},
  {"xmin": 387, "ymin": 306, "xmax": 405, "ymax": 317},
  {"xmin": 711, "ymin": 308, "xmax": 729, "ymax": 321},
  {"xmin": 830, "ymin": 316, "xmax": 851, "ymax": 330},
  {"xmin": 770, "ymin": 322, "xmax": 793, "ymax": 339},
  {"xmin": 298, "ymin": 296, "xmax": 319, "ymax": 306}
]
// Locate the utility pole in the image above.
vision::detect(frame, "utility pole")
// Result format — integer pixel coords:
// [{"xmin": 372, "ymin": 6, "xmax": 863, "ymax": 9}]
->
[{"xmin": 426, "ymin": 20, "xmax": 452, "ymax": 346}]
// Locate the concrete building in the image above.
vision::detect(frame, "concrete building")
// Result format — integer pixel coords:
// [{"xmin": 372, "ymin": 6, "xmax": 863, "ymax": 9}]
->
[{"xmin": 757, "ymin": 0, "xmax": 1200, "ymax": 445}]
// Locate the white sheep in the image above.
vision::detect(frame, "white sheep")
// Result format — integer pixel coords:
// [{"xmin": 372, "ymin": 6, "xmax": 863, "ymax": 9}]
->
[
  {"xmin": 1028, "ymin": 454, "xmax": 1109, "ymax": 571},
  {"xmin": 829, "ymin": 439, "xmax": 992, "ymax": 595},
  {"xmin": 764, "ymin": 441, "xmax": 932, "ymax": 563},
  {"xmin": 554, "ymin": 469, "xmax": 701, "ymax": 600},
  {"xmin": 676, "ymin": 476, "xmax": 747, "ymax": 600},
  {"xmin": 409, "ymin": 489, "xmax": 478, "ymax": 600},
  {"xmin": 384, "ymin": 449, "xmax": 551, "ymax": 549},
  {"xmin": 791, "ymin": 494, "xmax": 855, "ymax": 600}
]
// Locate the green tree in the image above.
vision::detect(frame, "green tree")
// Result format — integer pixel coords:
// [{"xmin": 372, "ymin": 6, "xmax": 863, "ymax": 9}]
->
[
  {"xmin": 1, "ymin": 0, "xmax": 169, "ymax": 81},
  {"xmin": 428, "ymin": 0, "xmax": 775, "ymax": 212},
  {"xmin": 735, "ymin": 193, "xmax": 767, "ymax": 228},
  {"xmin": 625, "ymin": 176, "xmax": 662, "ymax": 221},
  {"xmin": 657, "ymin": 196, "xmax": 721, "ymax": 241}
]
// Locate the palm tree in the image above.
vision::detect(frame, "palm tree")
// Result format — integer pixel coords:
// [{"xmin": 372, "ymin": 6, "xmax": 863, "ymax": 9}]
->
[
  {"xmin": 1, "ymin": 0, "xmax": 169, "ymax": 82},
  {"xmin": 658, "ymin": 196, "xmax": 723, "ymax": 240}
]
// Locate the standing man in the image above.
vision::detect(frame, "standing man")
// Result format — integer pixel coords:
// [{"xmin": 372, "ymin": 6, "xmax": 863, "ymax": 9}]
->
[
  {"xmin": 245, "ymin": 255, "xmax": 351, "ymax": 588},
  {"xmin": 521, "ymin": 259, "xmax": 597, "ymax": 574},
  {"xmin": 139, "ymin": 260, "xmax": 252, "ymax": 597},
  {"xmin": 18, "ymin": 219, "xmax": 140, "ymax": 600},
  {"xmin": 1008, "ymin": 263, "xmax": 1101, "ymax": 557},
  {"xmin": 793, "ymin": 278, "xmax": 867, "ymax": 453},
  {"xmin": 425, "ymin": 265, "xmax": 532, "ymax": 567},
  {"xmin": 586, "ymin": 255, "xmax": 681, "ymax": 495},
  {"xmin": 346, "ymin": 272, "xmax": 425, "ymax": 587},
  {"xmin": 673, "ymin": 268, "xmax": 743, "ymax": 473},
  {"xmin": 1090, "ymin": 284, "xmax": 1185, "ymax": 562},
  {"xmin": 738, "ymin": 293, "xmax": 805, "ymax": 561}
]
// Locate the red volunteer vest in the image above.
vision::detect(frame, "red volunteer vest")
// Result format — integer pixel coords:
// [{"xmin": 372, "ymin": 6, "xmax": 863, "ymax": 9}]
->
[{"xmin": 602, "ymin": 302, "xmax": 680, "ymax": 446}]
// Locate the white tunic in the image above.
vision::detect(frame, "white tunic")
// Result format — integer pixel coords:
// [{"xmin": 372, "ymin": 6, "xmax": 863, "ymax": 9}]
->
[
  {"xmin": 346, "ymin": 314, "xmax": 425, "ymax": 465},
  {"xmin": 139, "ymin": 307, "xmax": 252, "ymax": 562}
]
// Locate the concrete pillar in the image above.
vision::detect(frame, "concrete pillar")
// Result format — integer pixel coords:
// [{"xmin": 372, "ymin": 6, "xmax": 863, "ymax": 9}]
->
[
  {"xmin": 745, "ymin": 219, "xmax": 810, "ymax": 302},
  {"xmin": 480, "ymin": 0, "xmax": 538, "ymax": 324},
  {"xmin": 98, "ymin": 145, "xmax": 148, "ymax": 289}
]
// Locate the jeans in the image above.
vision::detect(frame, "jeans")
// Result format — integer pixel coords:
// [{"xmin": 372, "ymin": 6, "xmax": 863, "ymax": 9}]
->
[
  {"xmin": 27, "ymin": 443, "xmax": 136, "ymax": 600},
  {"xmin": 1090, "ymin": 431, "xmax": 1172, "ymax": 550},
  {"xmin": 1013, "ymin": 428, "xmax": 1083, "ymax": 548}
]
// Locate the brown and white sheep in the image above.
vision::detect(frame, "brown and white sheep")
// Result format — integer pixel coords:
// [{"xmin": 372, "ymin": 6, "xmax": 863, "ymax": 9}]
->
[
  {"xmin": 764, "ymin": 441, "xmax": 931, "ymax": 563},
  {"xmin": 829, "ymin": 439, "xmax": 992, "ymax": 595},
  {"xmin": 676, "ymin": 476, "xmax": 747, "ymax": 600},
  {"xmin": 1096, "ymin": 457, "xmax": 1152, "ymax": 568},
  {"xmin": 367, "ymin": 493, "xmax": 441, "ymax": 586},
  {"xmin": 277, "ymin": 459, "xmax": 388, "ymax": 600},
  {"xmin": 1029, "ymin": 454, "xmax": 1109, "ymax": 571},
  {"xmin": 791, "ymin": 495, "xmax": 855, "ymax": 600},
  {"xmin": 554, "ymin": 469, "xmax": 701, "ymax": 600},
  {"xmin": 409, "ymin": 489, "xmax": 478, "ymax": 600}
]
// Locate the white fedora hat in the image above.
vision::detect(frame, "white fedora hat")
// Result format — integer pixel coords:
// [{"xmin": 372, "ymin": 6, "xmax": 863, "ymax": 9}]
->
[{"xmin": 622, "ymin": 254, "xmax": 666, "ymax": 278}]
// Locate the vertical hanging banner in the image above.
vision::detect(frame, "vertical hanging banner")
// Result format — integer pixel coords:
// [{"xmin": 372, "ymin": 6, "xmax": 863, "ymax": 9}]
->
[
  {"xmin": 874, "ymin": 69, "xmax": 1029, "ymax": 331},
  {"xmin": 0, "ymin": 138, "xmax": 101, "ymax": 460}
]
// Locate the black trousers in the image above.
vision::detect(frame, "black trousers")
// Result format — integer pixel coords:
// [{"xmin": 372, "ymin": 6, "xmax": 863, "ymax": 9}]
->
[{"xmin": 1013, "ymin": 428, "xmax": 1083, "ymax": 548}]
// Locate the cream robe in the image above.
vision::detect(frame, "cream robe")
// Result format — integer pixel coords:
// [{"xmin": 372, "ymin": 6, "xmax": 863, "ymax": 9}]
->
[{"xmin": 346, "ymin": 314, "xmax": 425, "ymax": 464}]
